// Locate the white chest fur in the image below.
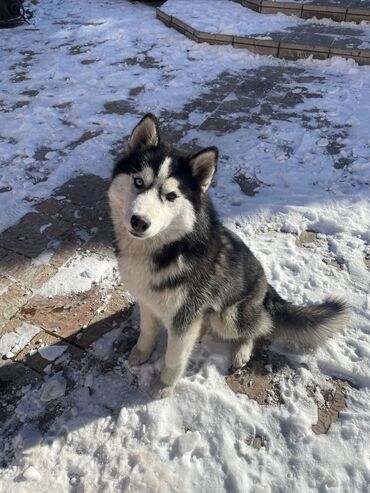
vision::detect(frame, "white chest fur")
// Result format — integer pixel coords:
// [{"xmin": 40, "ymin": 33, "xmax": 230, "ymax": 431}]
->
[{"xmin": 116, "ymin": 232, "xmax": 186, "ymax": 328}]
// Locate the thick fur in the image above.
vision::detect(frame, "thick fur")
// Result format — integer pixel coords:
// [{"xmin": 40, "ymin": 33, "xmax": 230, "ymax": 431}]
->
[{"xmin": 108, "ymin": 114, "xmax": 349, "ymax": 399}]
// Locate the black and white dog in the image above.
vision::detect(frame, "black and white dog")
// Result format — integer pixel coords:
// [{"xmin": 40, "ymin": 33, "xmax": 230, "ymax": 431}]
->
[{"xmin": 108, "ymin": 114, "xmax": 349, "ymax": 399}]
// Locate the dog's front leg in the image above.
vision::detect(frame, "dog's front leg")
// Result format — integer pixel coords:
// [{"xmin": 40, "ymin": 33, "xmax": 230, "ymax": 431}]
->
[
  {"xmin": 129, "ymin": 303, "xmax": 160, "ymax": 366},
  {"xmin": 150, "ymin": 316, "xmax": 202, "ymax": 400}
]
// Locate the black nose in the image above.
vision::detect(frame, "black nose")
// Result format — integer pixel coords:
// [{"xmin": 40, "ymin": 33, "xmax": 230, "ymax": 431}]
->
[{"xmin": 130, "ymin": 215, "xmax": 150, "ymax": 234}]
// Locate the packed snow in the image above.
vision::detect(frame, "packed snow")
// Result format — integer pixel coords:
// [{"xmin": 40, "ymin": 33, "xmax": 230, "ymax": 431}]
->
[{"xmin": 1, "ymin": 0, "xmax": 370, "ymax": 492}]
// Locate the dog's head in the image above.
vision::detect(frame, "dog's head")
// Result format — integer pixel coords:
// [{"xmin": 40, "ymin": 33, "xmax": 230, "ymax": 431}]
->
[{"xmin": 108, "ymin": 113, "xmax": 218, "ymax": 241}]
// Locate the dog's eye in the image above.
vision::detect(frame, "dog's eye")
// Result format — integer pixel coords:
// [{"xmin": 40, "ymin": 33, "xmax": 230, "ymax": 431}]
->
[
  {"xmin": 134, "ymin": 177, "xmax": 144, "ymax": 189},
  {"xmin": 166, "ymin": 192, "xmax": 177, "ymax": 202}
]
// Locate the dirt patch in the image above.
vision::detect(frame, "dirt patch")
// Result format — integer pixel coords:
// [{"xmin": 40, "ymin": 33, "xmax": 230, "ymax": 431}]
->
[
  {"xmin": 53, "ymin": 101, "xmax": 72, "ymax": 110},
  {"xmin": 129, "ymin": 86, "xmax": 145, "ymax": 97},
  {"xmin": 226, "ymin": 348, "xmax": 351, "ymax": 433},
  {"xmin": 309, "ymin": 380, "xmax": 350, "ymax": 435},
  {"xmin": 67, "ymin": 129, "xmax": 103, "ymax": 150},
  {"xmin": 295, "ymin": 230, "xmax": 320, "ymax": 247},
  {"xmin": 364, "ymin": 251, "xmax": 370, "ymax": 269},
  {"xmin": 226, "ymin": 349, "xmax": 293, "ymax": 406},
  {"xmin": 20, "ymin": 89, "xmax": 39, "ymax": 97},
  {"xmin": 0, "ymin": 186, "xmax": 12, "ymax": 194},
  {"xmin": 11, "ymin": 72, "xmax": 29, "ymax": 83},
  {"xmin": 322, "ymin": 257, "xmax": 343, "ymax": 270},
  {"xmin": 69, "ymin": 41, "xmax": 107, "ymax": 56},
  {"xmin": 81, "ymin": 59, "xmax": 99, "ymax": 65},
  {"xmin": 110, "ymin": 136, "xmax": 127, "ymax": 159},
  {"xmin": 245, "ymin": 435, "xmax": 267, "ymax": 450},
  {"xmin": 33, "ymin": 146, "xmax": 54, "ymax": 161},
  {"xmin": 103, "ymin": 100, "xmax": 134, "ymax": 115},
  {"xmin": 20, "ymin": 288, "xmax": 102, "ymax": 341}
]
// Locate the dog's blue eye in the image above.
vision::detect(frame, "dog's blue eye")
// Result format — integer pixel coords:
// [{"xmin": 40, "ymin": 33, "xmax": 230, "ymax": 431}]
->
[
  {"xmin": 166, "ymin": 192, "xmax": 177, "ymax": 202},
  {"xmin": 134, "ymin": 177, "xmax": 144, "ymax": 188}
]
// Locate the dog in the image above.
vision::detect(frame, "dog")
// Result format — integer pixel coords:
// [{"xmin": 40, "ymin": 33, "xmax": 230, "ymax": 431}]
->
[{"xmin": 108, "ymin": 113, "xmax": 349, "ymax": 399}]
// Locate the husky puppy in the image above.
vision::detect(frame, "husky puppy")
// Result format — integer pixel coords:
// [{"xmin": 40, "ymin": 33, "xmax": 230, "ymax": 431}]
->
[{"xmin": 108, "ymin": 114, "xmax": 349, "ymax": 399}]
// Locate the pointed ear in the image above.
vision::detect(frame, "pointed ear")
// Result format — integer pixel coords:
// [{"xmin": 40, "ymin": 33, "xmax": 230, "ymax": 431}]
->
[
  {"xmin": 126, "ymin": 113, "xmax": 160, "ymax": 155},
  {"xmin": 189, "ymin": 147, "xmax": 218, "ymax": 192}
]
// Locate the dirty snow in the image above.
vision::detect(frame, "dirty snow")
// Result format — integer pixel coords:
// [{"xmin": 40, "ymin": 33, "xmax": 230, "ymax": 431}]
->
[{"xmin": 1, "ymin": 0, "xmax": 370, "ymax": 492}]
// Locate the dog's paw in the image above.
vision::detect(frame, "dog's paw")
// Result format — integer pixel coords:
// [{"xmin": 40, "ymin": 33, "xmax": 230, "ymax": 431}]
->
[
  {"xmin": 128, "ymin": 345, "xmax": 151, "ymax": 366},
  {"xmin": 231, "ymin": 343, "xmax": 252, "ymax": 370},
  {"xmin": 150, "ymin": 380, "xmax": 174, "ymax": 400}
]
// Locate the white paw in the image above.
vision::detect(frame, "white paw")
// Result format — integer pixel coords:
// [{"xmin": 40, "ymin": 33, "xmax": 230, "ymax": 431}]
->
[
  {"xmin": 231, "ymin": 344, "xmax": 252, "ymax": 369},
  {"xmin": 128, "ymin": 345, "xmax": 151, "ymax": 366},
  {"xmin": 150, "ymin": 379, "xmax": 174, "ymax": 400}
]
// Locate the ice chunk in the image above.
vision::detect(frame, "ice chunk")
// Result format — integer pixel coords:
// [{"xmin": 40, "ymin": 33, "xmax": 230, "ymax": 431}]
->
[
  {"xmin": 40, "ymin": 373, "xmax": 66, "ymax": 402},
  {"xmin": 38, "ymin": 344, "xmax": 68, "ymax": 362}
]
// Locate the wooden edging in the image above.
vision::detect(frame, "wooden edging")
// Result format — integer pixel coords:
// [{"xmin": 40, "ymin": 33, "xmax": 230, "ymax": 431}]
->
[
  {"xmin": 233, "ymin": 0, "xmax": 370, "ymax": 23},
  {"xmin": 156, "ymin": 8, "xmax": 370, "ymax": 65}
]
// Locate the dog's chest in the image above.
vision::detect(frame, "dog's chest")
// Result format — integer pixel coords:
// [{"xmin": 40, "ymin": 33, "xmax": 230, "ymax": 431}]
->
[
  {"xmin": 118, "ymin": 253, "xmax": 152, "ymax": 300},
  {"xmin": 117, "ymin": 251, "xmax": 185, "ymax": 324}
]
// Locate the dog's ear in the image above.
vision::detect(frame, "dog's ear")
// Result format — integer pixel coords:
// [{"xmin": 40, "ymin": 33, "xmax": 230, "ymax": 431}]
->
[
  {"xmin": 189, "ymin": 147, "xmax": 218, "ymax": 192},
  {"xmin": 126, "ymin": 113, "xmax": 160, "ymax": 155}
]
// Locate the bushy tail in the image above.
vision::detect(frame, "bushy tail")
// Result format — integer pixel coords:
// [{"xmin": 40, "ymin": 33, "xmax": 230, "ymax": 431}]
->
[{"xmin": 263, "ymin": 285, "xmax": 350, "ymax": 347}]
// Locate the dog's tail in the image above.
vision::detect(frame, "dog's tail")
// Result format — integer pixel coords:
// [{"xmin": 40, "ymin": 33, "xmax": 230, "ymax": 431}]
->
[{"xmin": 264, "ymin": 285, "xmax": 350, "ymax": 347}]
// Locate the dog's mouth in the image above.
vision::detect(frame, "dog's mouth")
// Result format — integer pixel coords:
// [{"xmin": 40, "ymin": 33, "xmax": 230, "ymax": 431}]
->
[{"xmin": 128, "ymin": 230, "xmax": 148, "ymax": 239}]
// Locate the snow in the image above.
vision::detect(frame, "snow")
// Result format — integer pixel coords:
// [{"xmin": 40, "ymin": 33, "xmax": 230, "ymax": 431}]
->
[
  {"xmin": 163, "ymin": 0, "xmax": 305, "ymax": 35},
  {"xmin": 1, "ymin": 0, "xmax": 370, "ymax": 491},
  {"xmin": 37, "ymin": 253, "xmax": 115, "ymax": 297},
  {"xmin": 22, "ymin": 466, "xmax": 42, "ymax": 482},
  {"xmin": 162, "ymin": 0, "xmax": 370, "ymax": 48},
  {"xmin": 0, "ymin": 323, "xmax": 40, "ymax": 357}
]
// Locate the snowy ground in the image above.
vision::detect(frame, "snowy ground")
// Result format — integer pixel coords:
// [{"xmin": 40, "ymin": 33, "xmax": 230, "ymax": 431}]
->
[
  {"xmin": 1, "ymin": 0, "xmax": 370, "ymax": 492},
  {"xmin": 162, "ymin": 0, "xmax": 370, "ymax": 48}
]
